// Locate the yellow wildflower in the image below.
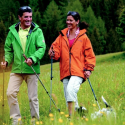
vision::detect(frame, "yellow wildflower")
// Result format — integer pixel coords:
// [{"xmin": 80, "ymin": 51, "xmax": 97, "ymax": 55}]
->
[
  {"xmin": 40, "ymin": 121, "xmax": 43, "ymax": 124},
  {"xmin": 85, "ymin": 118, "xmax": 88, "ymax": 121},
  {"xmin": 60, "ymin": 112, "xmax": 64, "ymax": 115},
  {"xmin": 50, "ymin": 118, "xmax": 54, "ymax": 121},
  {"xmin": 36, "ymin": 121, "xmax": 39, "ymax": 124},
  {"xmin": 100, "ymin": 111, "xmax": 104, "ymax": 114},
  {"xmin": 65, "ymin": 114, "xmax": 69, "ymax": 118},
  {"xmin": 49, "ymin": 113, "xmax": 54, "ymax": 117},
  {"xmin": 70, "ymin": 122, "xmax": 73, "ymax": 125},
  {"xmin": 18, "ymin": 118, "xmax": 21, "ymax": 121},
  {"xmin": 58, "ymin": 118, "xmax": 63, "ymax": 123},
  {"xmin": 92, "ymin": 104, "xmax": 96, "ymax": 107},
  {"xmin": 10, "ymin": 116, "xmax": 13, "ymax": 119}
]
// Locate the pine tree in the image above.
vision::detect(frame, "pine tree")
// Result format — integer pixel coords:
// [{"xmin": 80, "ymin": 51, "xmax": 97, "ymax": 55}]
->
[
  {"xmin": 17, "ymin": 0, "xmax": 29, "ymax": 6},
  {"xmin": 83, "ymin": 6, "xmax": 107, "ymax": 54},
  {"xmin": 83, "ymin": 6, "xmax": 97, "ymax": 34},
  {"xmin": 41, "ymin": 0, "xmax": 64, "ymax": 64},
  {"xmin": 54, "ymin": 0, "xmax": 68, "ymax": 8},
  {"xmin": 97, "ymin": 16, "xmax": 106, "ymax": 36},
  {"xmin": 116, "ymin": 8, "xmax": 125, "ymax": 50},
  {"xmin": 0, "ymin": 0, "xmax": 19, "ymax": 28},
  {"xmin": 105, "ymin": 28, "xmax": 121, "ymax": 53},
  {"xmin": 33, "ymin": 10, "xmax": 42, "ymax": 28},
  {"xmin": 90, "ymin": 27, "xmax": 104, "ymax": 55},
  {"xmin": 37, "ymin": 0, "xmax": 51, "ymax": 17},
  {"xmin": 116, "ymin": 8, "xmax": 125, "ymax": 43},
  {"xmin": 8, "ymin": 12, "xmax": 17, "ymax": 28},
  {"xmin": 79, "ymin": 0, "xmax": 90, "ymax": 12},
  {"xmin": 90, "ymin": 0, "xmax": 101, "ymax": 17},
  {"xmin": 29, "ymin": 0, "xmax": 38, "ymax": 12},
  {"xmin": 42, "ymin": 0, "xmax": 64, "ymax": 47},
  {"xmin": 65, "ymin": 0, "xmax": 84, "ymax": 16},
  {"xmin": 0, "ymin": 20, "xmax": 6, "ymax": 44}
]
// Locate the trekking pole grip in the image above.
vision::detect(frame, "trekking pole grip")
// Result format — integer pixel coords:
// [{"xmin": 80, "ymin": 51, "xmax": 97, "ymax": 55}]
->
[
  {"xmin": 23, "ymin": 54, "xmax": 28, "ymax": 61},
  {"xmin": 3, "ymin": 56, "xmax": 5, "ymax": 62}
]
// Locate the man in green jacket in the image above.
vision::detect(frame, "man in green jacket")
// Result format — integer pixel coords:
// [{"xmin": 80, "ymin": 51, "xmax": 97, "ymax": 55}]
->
[{"xmin": 1, "ymin": 6, "xmax": 46, "ymax": 125}]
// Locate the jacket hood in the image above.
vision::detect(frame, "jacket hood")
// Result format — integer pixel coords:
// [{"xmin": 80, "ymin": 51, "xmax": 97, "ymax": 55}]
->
[
  {"xmin": 8, "ymin": 22, "xmax": 39, "ymax": 42},
  {"xmin": 9, "ymin": 22, "xmax": 39, "ymax": 33}
]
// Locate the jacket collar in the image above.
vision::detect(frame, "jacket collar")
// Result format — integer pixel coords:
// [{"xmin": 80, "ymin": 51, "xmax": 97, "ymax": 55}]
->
[
  {"xmin": 15, "ymin": 22, "xmax": 36, "ymax": 34},
  {"xmin": 8, "ymin": 22, "xmax": 38, "ymax": 53},
  {"xmin": 60, "ymin": 28, "xmax": 87, "ymax": 37}
]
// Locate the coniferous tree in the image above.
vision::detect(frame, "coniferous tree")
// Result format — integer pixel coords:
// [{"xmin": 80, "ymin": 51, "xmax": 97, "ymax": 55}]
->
[
  {"xmin": 90, "ymin": 27, "xmax": 103, "ymax": 55},
  {"xmin": 83, "ymin": 6, "xmax": 97, "ymax": 34},
  {"xmin": 97, "ymin": 16, "xmax": 106, "ymax": 36},
  {"xmin": 54, "ymin": 0, "xmax": 68, "ymax": 8},
  {"xmin": 37, "ymin": 0, "xmax": 51, "ymax": 17},
  {"xmin": 41, "ymin": 0, "xmax": 64, "ymax": 64},
  {"xmin": 105, "ymin": 28, "xmax": 121, "ymax": 53},
  {"xmin": 29, "ymin": 0, "xmax": 38, "ymax": 12},
  {"xmin": 0, "ymin": 0, "xmax": 19, "ymax": 28},
  {"xmin": 116, "ymin": 8, "xmax": 125, "ymax": 51},
  {"xmin": 96, "ymin": 16, "xmax": 106, "ymax": 53},
  {"xmin": 42, "ymin": 0, "xmax": 64, "ymax": 47},
  {"xmin": 79, "ymin": 0, "xmax": 90, "ymax": 12},
  {"xmin": 90, "ymin": 0, "xmax": 101, "ymax": 17},
  {"xmin": 33, "ymin": 10, "xmax": 42, "ymax": 28},
  {"xmin": 17, "ymin": 0, "xmax": 29, "ymax": 6},
  {"xmin": 0, "ymin": 20, "xmax": 6, "ymax": 44},
  {"xmin": 8, "ymin": 12, "xmax": 17, "ymax": 29},
  {"xmin": 83, "ymin": 6, "xmax": 106, "ymax": 54},
  {"xmin": 65, "ymin": 0, "xmax": 84, "ymax": 16}
]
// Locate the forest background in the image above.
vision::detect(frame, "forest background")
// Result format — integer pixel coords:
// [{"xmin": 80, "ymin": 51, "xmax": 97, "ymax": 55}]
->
[{"xmin": 0, "ymin": 0, "xmax": 125, "ymax": 71}]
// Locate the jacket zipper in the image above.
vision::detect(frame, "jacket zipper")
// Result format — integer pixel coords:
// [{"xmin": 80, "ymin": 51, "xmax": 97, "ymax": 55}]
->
[
  {"xmin": 63, "ymin": 33, "xmax": 85, "ymax": 76},
  {"xmin": 68, "ymin": 33, "xmax": 85, "ymax": 76},
  {"xmin": 70, "ymin": 33, "xmax": 85, "ymax": 49},
  {"xmin": 64, "ymin": 39, "xmax": 71, "ymax": 75},
  {"xmin": 21, "ymin": 47, "xmax": 23, "ymax": 73},
  {"xmin": 69, "ymin": 49, "xmax": 72, "ymax": 76}
]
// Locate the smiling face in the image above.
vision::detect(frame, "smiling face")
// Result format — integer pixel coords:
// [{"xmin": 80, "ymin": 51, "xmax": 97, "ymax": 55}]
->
[
  {"xmin": 18, "ymin": 12, "xmax": 32, "ymax": 29},
  {"xmin": 66, "ymin": 15, "xmax": 79, "ymax": 30}
]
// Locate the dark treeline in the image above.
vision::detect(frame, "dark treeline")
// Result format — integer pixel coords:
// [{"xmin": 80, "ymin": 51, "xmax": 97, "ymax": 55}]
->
[{"xmin": 0, "ymin": 0, "xmax": 125, "ymax": 65}]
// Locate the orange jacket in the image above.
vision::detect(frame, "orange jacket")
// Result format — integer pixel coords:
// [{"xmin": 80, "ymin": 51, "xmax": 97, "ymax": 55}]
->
[{"xmin": 50, "ymin": 28, "xmax": 96, "ymax": 81}]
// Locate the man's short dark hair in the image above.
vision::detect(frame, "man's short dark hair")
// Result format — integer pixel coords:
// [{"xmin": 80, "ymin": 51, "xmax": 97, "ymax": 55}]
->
[{"xmin": 18, "ymin": 6, "xmax": 32, "ymax": 17}]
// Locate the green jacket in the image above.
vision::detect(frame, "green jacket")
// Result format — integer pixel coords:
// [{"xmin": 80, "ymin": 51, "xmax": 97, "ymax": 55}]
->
[{"xmin": 4, "ymin": 22, "xmax": 46, "ymax": 74}]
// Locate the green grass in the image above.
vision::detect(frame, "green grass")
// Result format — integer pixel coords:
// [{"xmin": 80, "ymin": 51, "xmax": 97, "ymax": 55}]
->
[{"xmin": 0, "ymin": 52, "xmax": 125, "ymax": 125}]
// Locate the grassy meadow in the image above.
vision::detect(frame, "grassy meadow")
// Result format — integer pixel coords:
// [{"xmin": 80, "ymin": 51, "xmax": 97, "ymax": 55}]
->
[{"xmin": 0, "ymin": 52, "xmax": 125, "ymax": 125}]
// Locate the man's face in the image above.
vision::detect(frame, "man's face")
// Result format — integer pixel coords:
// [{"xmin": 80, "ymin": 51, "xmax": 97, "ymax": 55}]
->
[{"xmin": 19, "ymin": 12, "xmax": 32, "ymax": 29}]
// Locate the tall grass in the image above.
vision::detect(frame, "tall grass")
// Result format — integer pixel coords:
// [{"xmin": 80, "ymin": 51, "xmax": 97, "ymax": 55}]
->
[{"xmin": 0, "ymin": 52, "xmax": 125, "ymax": 125}]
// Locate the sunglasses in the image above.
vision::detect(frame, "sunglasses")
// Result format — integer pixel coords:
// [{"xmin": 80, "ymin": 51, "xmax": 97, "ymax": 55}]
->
[
  {"xmin": 67, "ymin": 11, "xmax": 77, "ymax": 16},
  {"xmin": 20, "ymin": 6, "xmax": 32, "ymax": 11}
]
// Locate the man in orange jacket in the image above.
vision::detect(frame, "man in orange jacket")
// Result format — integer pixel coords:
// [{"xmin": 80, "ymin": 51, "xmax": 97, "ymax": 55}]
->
[{"xmin": 49, "ymin": 11, "xmax": 96, "ymax": 118}]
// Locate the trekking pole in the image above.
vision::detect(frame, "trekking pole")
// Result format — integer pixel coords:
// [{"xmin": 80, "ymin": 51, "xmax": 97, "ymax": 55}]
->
[
  {"xmin": 49, "ymin": 56, "xmax": 53, "ymax": 113},
  {"xmin": 1, "ymin": 56, "xmax": 5, "ymax": 125},
  {"xmin": 87, "ymin": 78, "xmax": 101, "ymax": 110},
  {"xmin": 2, "ymin": 56, "xmax": 5, "ymax": 107},
  {"xmin": 23, "ymin": 54, "xmax": 60, "ymax": 112}
]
